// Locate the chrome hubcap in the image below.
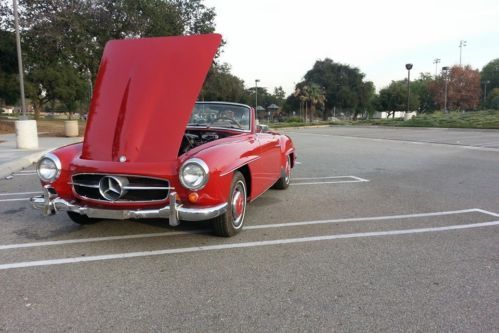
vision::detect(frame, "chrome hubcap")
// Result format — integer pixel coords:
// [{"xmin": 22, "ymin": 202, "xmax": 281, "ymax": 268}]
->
[{"xmin": 231, "ymin": 180, "xmax": 246, "ymax": 228}]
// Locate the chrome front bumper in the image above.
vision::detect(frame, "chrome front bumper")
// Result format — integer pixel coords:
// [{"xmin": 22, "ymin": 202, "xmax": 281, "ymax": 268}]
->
[{"xmin": 30, "ymin": 186, "xmax": 227, "ymax": 227}]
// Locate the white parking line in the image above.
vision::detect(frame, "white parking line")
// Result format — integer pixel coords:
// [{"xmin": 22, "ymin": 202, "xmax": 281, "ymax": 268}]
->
[
  {"xmin": 0, "ymin": 198, "xmax": 29, "ymax": 202},
  {"xmin": 291, "ymin": 175, "xmax": 369, "ymax": 186},
  {"xmin": 291, "ymin": 180, "xmax": 366, "ymax": 185},
  {"xmin": 246, "ymin": 208, "xmax": 487, "ymax": 230},
  {"xmin": 0, "ymin": 208, "xmax": 492, "ymax": 251},
  {"xmin": 0, "ymin": 191, "xmax": 40, "ymax": 197},
  {"xmin": 1, "ymin": 220, "xmax": 498, "ymax": 270},
  {"xmin": 11, "ymin": 173, "xmax": 37, "ymax": 176}
]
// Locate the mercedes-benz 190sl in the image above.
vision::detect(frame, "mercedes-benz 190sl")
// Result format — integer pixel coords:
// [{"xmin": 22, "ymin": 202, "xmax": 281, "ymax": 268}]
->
[{"xmin": 31, "ymin": 33, "xmax": 295, "ymax": 237}]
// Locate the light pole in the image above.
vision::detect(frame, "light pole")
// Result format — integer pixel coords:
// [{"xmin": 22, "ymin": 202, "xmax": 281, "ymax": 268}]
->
[
  {"xmin": 255, "ymin": 79, "xmax": 260, "ymax": 110},
  {"xmin": 405, "ymin": 63, "xmax": 413, "ymax": 113},
  {"xmin": 442, "ymin": 66, "xmax": 449, "ymax": 113},
  {"xmin": 13, "ymin": 0, "xmax": 38, "ymax": 149},
  {"xmin": 433, "ymin": 58, "xmax": 440, "ymax": 77},
  {"xmin": 459, "ymin": 40, "xmax": 467, "ymax": 66},
  {"xmin": 13, "ymin": 0, "xmax": 26, "ymax": 119}
]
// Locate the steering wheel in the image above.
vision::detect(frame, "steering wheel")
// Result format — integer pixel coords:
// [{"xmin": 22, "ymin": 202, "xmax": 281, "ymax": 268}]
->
[{"xmin": 212, "ymin": 116, "xmax": 242, "ymax": 129}]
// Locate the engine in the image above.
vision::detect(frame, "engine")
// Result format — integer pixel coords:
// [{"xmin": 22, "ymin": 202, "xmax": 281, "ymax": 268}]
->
[{"xmin": 179, "ymin": 131, "xmax": 222, "ymax": 155}]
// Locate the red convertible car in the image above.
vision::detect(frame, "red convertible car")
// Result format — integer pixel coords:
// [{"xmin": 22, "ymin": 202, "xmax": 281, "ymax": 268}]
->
[{"xmin": 31, "ymin": 34, "xmax": 295, "ymax": 237}]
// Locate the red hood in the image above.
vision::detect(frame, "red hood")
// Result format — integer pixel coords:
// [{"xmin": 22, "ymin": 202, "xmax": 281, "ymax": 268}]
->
[{"xmin": 82, "ymin": 34, "xmax": 222, "ymax": 162}]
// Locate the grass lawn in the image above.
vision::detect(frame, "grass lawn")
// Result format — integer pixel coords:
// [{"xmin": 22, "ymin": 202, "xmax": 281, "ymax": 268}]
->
[{"xmin": 269, "ymin": 110, "xmax": 499, "ymax": 130}]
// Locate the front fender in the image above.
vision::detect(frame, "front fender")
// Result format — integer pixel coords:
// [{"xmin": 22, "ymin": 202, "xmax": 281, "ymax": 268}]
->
[{"xmin": 40, "ymin": 142, "xmax": 83, "ymax": 200}]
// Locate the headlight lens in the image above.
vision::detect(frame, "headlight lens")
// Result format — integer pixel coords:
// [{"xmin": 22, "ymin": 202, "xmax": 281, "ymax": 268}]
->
[
  {"xmin": 36, "ymin": 153, "xmax": 61, "ymax": 182},
  {"xmin": 179, "ymin": 158, "xmax": 209, "ymax": 190}
]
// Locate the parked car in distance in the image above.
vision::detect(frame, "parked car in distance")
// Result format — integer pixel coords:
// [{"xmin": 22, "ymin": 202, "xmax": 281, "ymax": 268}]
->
[{"xmin": 31, "ymin": 33, "xmax": 295, "ymax": 236}]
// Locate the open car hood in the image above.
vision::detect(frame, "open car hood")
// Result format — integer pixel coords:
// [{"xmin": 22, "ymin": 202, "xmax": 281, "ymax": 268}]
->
[{"xmin": 81, "ymin": 34, "xmax": 222, "ymax": 163}]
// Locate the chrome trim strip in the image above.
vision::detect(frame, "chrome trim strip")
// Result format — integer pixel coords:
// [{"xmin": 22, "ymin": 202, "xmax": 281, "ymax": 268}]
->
[
  {"xmin": 70, "ymin": 182, "xmax": 100, "ymax": 188},
  {"xmin": 31, "ymin": 188, "xmax": 227, "ymax": 222},
  {"xmin": 219, "ymin": 156, "xmax": 261, "ymax": 177},
  {"xmin": 70, "ymin": 183, "xmax": 173, "ymax": 190},
  {"xmin": 123, "ymin": 186, "xmax": 174, "ymax": 190}
]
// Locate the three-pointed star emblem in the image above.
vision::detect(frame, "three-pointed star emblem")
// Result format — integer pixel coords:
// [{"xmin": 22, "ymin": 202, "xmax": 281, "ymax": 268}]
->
[{"xmin": 99, "ymin": 176, "xmax": 125, "ymax": 201}]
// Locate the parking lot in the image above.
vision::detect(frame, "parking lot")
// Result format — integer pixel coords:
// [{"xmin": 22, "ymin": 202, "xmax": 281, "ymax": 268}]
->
[{"xmin": 1, "ymin": 126, "xmax": 498, "ymax": 331}]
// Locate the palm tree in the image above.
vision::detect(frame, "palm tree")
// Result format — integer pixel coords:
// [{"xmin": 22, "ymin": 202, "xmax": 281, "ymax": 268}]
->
[
  {"xmin": 294, "ymin": 85, "xmax": 310, "ymax": 122},
  {"xmin": 307, "ymin": 84, "xmax": 326, "ymax": 122}
]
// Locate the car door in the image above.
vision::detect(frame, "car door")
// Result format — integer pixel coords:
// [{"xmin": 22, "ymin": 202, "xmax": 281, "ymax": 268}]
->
[{"xmin": 254, "ymin": 131, "xmax": 281, "ymax": 191}]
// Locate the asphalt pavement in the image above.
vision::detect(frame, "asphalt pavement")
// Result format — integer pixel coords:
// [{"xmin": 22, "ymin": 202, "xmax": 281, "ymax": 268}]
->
[{"xmin": 0, "ymin": 126, "xmax": 498, "ymax": 332}]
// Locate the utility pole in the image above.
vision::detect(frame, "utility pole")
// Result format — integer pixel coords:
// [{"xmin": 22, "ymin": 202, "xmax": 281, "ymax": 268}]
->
[
  {"xmin": 13, "ymin": 0, "xmax": 26, "ymax": 119},
  {"xmin": 459, "ymin": 40, "xmax": 467, "ymax": 66},
  {"xmin": 13, "ymin": 0, "xmax": 38, "ymax": 149},
  {"xmin": 405, "ymin": 64, "xmax": 413, "ymax": 113},
  {"xmin": 433, "ymin": 58, "xmax": 441, "ymax": 77},
  {"xmin": 442, "ymin": 66, "xmax": 449, "ymax": 113},
  {"xmin": 255, "ymin": 79, "xmax": 260, "ymax": 110}
]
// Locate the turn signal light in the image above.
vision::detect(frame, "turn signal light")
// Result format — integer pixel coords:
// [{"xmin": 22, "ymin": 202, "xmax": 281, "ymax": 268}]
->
[{"xmin": 188, "ymin": 192, "xmax": 199, "ymax": 203}]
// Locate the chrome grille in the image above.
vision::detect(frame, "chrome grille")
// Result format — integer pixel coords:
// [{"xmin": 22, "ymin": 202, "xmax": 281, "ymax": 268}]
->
[{"xmin": 71, "ymin": 174, "xmax": 172, "ymax": 202}]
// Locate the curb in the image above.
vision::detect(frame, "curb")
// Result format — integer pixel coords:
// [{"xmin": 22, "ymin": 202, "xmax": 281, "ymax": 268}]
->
[{"xmin": 0, "ymin": 149, "xmax": 49, "ymax": 179}]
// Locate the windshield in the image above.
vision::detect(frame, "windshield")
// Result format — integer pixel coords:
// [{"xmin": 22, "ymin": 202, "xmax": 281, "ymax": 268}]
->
[{"xmin": 189, "ymin": 103, "xmax": 251, "ymax": 131}]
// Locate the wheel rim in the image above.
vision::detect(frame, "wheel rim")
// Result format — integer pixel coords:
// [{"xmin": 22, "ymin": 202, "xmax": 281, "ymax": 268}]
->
[
  {"xmin": 284, "ymin": 155, "xmax": 291, "ymax": 185},
  {"xmin": 231, "ymin": 180, "xmax": 246, "ymax": 229}
]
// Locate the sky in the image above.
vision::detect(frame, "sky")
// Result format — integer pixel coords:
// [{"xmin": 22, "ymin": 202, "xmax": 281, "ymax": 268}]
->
[{"xmin": 203, "ymin": 0, "xmax": 499, "ymax": 95}]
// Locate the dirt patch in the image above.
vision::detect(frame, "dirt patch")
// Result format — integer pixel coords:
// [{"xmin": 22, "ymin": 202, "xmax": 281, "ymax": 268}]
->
[
  {"xmin": 0, "ymin": 119, "xmax": 86, "ymax": 136},
  {"xmin": 37, "ymin": 120, "xmax": 86, "ymax": 137},
  {"xmin": 0, "ymin": 120, "xmax": 15, "ymax": 134}
]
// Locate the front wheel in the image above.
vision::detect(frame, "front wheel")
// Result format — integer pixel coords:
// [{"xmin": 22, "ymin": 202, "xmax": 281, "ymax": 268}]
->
[
  {"xmin": 273, "ymin": 154, "xmax": 291, "ymax": 190},
  {"xmin": 211, "ymin": 171, "xmax": 247, "ymax": 237}
]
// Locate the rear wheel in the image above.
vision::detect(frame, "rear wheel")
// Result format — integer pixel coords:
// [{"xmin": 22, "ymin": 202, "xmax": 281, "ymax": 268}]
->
[
  {"xmin": 67, "ymin": 211, "xmax": 100, "ymax": 225},
  {"xmin": 273, "ymin": 154, "xmax": 291, "ymax": 190},
  {"xmin": 211, "ymin": 171, "xmax": 247, "ymax": 237}
]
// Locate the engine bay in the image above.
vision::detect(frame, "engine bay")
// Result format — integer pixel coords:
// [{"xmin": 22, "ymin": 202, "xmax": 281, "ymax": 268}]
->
[{"xmin": 179, "ymin": 130, "xmax": 234, "ymax": 155}]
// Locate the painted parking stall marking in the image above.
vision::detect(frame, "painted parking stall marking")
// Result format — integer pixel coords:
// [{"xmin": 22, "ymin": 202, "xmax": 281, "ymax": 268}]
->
[
  {"xmin": 291, "ymin": 175, "xmax": 369, "ymax": 186},
  {"xmin": 1, "ymin": 208, "xmax": 499, "ymax": 270},
  {"xmin": 0, "ymin": 191, "xmax": 40, "ymax": 203},
  {"xmin": 1, "ymin": 220, "xmax": 498, "ymax": 271}
]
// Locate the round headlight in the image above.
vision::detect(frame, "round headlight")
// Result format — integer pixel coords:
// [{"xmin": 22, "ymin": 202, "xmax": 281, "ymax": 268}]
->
[
  {"xmin": 36, "ymin": 153, "xmax": 61, "ymax": 182},
  {"xmin": 179, "ymin": 158, "xmax": 209, "ymax": 190}
]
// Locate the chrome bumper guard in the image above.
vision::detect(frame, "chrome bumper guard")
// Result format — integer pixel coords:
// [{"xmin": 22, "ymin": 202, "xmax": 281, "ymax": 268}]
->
[{"xmin": 30, "ymin": 186, "xmax": 227, "ymax": 227}]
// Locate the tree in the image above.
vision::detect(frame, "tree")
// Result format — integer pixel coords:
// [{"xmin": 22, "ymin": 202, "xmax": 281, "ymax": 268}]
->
[
  {"xmin": 411, "ymin": 73, "xmax": 437, "ymax": 112},
  {"xmin": 307, "ymin": 84, "xmax": 326, "ymax": 122},
  {"xmin": 377, "ymin": 80, "xmax": 419, "ymax": 117},
  {"xmin": 199, "ymin": 63, "xmax": 247, "ymax": 103},
  {"xmin": 301, "ymin": 58, "xmax": 375, "ymax": 119},
  {"xmin": 0, "ymin": 0, "xmax": 218, "ymax": 116},
  {"xmin": 429, "ymin": 65, "xmax": 480, "ymax": 110},
  {"xmin": 487, "ymin": 88, "xmax": 499, "ymax": 110},
  {"xmin": 0, "ymin": 29, "xmax": 18, "ymax": 105},
  {"xmin": 481, "ymin": 58, "xmax": 499, "ymax": 108}
]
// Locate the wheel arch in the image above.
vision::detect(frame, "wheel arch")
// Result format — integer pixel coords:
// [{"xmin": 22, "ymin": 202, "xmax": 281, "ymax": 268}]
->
[{"xmin": 236, "ymin": 164, "xmax": 252, "ymax": 201}]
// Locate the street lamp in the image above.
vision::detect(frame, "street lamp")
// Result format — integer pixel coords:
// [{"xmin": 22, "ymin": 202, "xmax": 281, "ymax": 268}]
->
[
  {"xmin": 255, "ymin": 79, "xmax": 260, "ymax": 110},
  {"xmin": 433, "ymin": 58, "xmax": 441, "ymax": 77},
  {"xmin": 405, "ymin": 63, "xmax": 413, "ymax": 113},
  {"xmin": 13, "ymin": 0, "xmax": 26, "ymax": 119},
  {"xmin": 13, "ymin": 0, "xmax": 38, "ymax": 149},
  {"xmin": 442, "ymin": 66, "xmax": 450, "ymax": 113},
  {"xmin": 459, "ymin": 40, "xmax": 467, "ymax": 66}
]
